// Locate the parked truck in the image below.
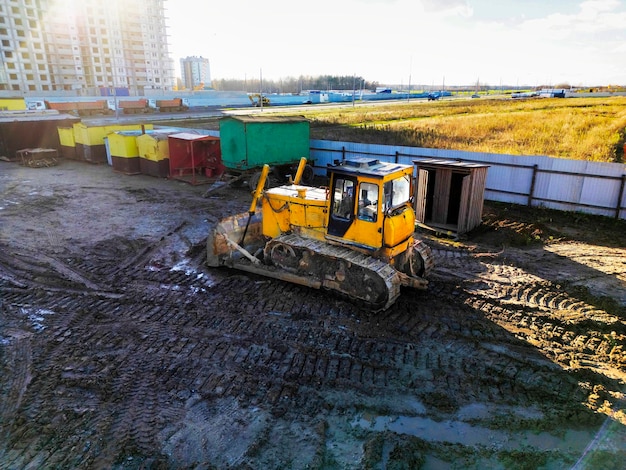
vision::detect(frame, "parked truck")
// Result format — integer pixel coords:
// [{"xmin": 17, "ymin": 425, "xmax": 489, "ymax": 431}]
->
[
  {"xmin": 43, "ymin": 100, "xmax": 114, "ymax": 116},
  {"xmin": 155, "ymin": 98, "xmax": 189, "ymax": 112},
  {"xmin": 117, "ymin": 99, "xmax": 155, "ymax": 114}
]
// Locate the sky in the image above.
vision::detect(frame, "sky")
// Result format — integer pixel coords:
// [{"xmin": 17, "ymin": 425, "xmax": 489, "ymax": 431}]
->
[{"xmin": 165, "ymin": 0, "xmax": 626, "ymax": 87}]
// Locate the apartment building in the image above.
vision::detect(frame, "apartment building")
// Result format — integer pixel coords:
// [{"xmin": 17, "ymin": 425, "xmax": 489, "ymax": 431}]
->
[
  {"xmin": 0, "ymin": 0, "xmax": 174, "ymax": 94},
  {"xmin": 180, "ymin": 55, "xmax": 210, "ymax": 90}
]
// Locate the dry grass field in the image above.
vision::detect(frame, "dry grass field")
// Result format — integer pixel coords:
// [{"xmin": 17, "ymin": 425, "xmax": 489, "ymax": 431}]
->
[{"xmin": 305, "ymin": 96, "xmax": 626, "ymax": 162}]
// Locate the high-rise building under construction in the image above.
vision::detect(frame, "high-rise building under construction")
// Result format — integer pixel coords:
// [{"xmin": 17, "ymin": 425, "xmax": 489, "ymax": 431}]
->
[{"xmin": 0, "ymin": 0, "xmax": 174, "ymax": 94}]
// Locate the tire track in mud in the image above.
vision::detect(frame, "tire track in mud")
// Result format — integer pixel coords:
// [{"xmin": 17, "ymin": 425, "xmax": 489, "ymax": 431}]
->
[
  {"xmin": 433, "ymin": 245, "xmax": 626, "ymax": 414},
  {"xmin": 0, "ymin": 286, "xmax": 553, "ymax": 464},
  {"xmin": 0, "ymin": 320, "xmax": 33, "ymax": 428},
  {"xmin": 1, "ymin": 238, "xmax": 624, "ymax": 467}
]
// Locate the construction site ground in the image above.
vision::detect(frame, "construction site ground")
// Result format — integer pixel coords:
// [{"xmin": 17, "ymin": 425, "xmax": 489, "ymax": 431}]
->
[{"xmin": 0, "ymin": 159, "xmax": 625, "ymax": 469}]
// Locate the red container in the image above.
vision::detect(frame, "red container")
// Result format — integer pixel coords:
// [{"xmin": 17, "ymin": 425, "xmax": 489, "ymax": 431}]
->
[{"xmin": 168, "ymin": 133, "xmax": 224, "ymax": 185}]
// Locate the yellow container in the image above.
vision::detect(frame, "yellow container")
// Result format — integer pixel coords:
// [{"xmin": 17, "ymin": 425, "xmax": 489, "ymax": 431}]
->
[
  {"xmin": 108, "ymin": 132, "xmax": 140, "ymax": 158},
  {"xmin": 108, "ymin": 131, "xmax": 142, "ymax": 174},
  {"xmin": 0, "ymin": 98, "xmax": 27, "ymax": 111},
  {"xmin": 57, "ymin": 127, "xmax": 76, "ymax": 159},
  {"xmin": 137, "ymin": 132, "xmax": 174, "ymax": 177},
  {"xmin": 72, "ymin": 123, "xmax": 153, "ymax": 163}
]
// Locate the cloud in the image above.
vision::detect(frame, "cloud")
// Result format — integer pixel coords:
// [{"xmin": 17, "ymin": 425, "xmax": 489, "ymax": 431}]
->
[
  {"xmin": 580, "ymin": 0, "xmax": 621, "ymax": 15},
  {"xmin": 520, "ymin": 0, "xmax": 626, "ymax": 39},
  {"xmin": 421, "ymin": 0, "xmax": 468, "ymax": 13}
]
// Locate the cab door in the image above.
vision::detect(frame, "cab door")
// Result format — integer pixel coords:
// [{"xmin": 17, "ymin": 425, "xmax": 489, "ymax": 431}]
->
[
  {"xmin": 327, "ymin": 176, "xmax": 355, "ymax": 237},
  {"xmin": 350, "ymin": 181, "xmax": 383, "ymax": 249},
  {"xmin": 328, "ymin": 175, "xmax": 384, "ymax": 250}
]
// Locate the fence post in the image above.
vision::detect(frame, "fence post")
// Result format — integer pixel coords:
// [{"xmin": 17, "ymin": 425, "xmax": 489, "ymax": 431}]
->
[
  {"xmin": 395, "ymin": 151, "xmax": 399, "ymax": 164},
  {"xmin": 342, "ymin": 146, "xmax": 346, "ymax": 162},
  {"xmin": 616, "ymin": 174, "xmax": 626, "ymax": 219},
  {"xmin": 527, "ymin": 164, "xmax": 538, "ymax": 207}
]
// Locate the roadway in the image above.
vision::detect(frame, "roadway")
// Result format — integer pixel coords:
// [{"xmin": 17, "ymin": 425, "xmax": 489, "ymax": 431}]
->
[{"xmin": 80, "ymin": 96, "xmax": 438, "ymax": 125}]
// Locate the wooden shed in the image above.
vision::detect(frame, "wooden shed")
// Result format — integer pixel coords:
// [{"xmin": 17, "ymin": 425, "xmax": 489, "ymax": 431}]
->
[
  {"xmin": 413, "ymin": 158, "xmax": 489, "ymax": 236},
  {"xmin": 0, "ymin": 112, "xmax": 79, "ymax": 160}
]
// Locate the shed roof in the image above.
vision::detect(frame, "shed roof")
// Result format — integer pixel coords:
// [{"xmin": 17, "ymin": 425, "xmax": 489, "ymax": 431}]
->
[
  {"xmin": 413, "ymin": 158, "xmax": 489, "ymax": 170},
  {"xmin": 0, "ymin": 111, "xmax": 79, "ymax": 123}
]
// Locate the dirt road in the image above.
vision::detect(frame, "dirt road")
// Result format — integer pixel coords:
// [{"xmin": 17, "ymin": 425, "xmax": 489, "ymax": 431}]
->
[{"xmin": 1, "ymin": 160, "xmax": 624, "ymax": 469}]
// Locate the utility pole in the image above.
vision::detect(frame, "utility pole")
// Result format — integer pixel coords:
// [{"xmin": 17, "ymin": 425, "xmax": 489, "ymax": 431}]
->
[
  {"xmin": 408, "ymin": 55, "xmax": 412, "ymax": 102},
  {"xmin": 113, "ymin": 85, "xmax": 120, "ymax": 121},
  {"xmin": 260, "ymin": 68, "xmax": 263, "ymax": 111}
]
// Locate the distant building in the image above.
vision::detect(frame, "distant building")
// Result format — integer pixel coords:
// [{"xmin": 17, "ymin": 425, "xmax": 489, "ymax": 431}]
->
[
  {"xmin": 0, "ymin": 0, "xmax": 174, "ymax": 94},
  {"xmin": 180, "ymin": 56, "xmax": 211, "ymax": 90}
]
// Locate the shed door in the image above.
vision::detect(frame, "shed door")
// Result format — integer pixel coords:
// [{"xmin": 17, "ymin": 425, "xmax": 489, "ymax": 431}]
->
[
  {"xmin": 457, "ymin": 175, "xmax": 471, "ymax": 233},
  {"xmin": 433, "ymin": 169, "xmax": 452, "ymax": 224},
  {"xmin": 414, "ymin": 169, "xmax": 429, "ymax": 223}
]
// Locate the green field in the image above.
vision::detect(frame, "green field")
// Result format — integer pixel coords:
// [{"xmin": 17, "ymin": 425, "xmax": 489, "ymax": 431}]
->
[{"xmin": 302, "ymin": 96, "xmax": 626, "ymax": 163}]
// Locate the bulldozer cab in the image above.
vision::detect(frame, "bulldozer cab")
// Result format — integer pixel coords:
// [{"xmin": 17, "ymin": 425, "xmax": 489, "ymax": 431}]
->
[{"xmin": 327, "ymin": 158, "xmax": 415, "ymax": 254}]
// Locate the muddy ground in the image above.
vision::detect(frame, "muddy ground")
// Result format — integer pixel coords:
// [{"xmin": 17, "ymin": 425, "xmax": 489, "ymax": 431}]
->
[{"xmin": 0, "ymin": 159, "xmax": 625, "ymax": 469}]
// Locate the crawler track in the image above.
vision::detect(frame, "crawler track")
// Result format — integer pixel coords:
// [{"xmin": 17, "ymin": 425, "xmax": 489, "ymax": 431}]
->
[{"xmin": 266, "ymin": 233, "xmax": 403, "ymax": 311}]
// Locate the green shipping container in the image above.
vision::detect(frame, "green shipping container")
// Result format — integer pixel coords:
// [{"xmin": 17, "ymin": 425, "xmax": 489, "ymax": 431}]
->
[{"xmin": 219, "ymin": 115, "xmax": 310, "ymax": 171}]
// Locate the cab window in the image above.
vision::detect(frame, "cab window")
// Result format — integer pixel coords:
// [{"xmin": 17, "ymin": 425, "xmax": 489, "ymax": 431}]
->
[
  {"xmin": 357, "ymin": 182, "xmax": 379, "ymax": 222},
  {"xmin": 332, "ymin": 178, "xmax": 354, "ymax": 219},
  {"xmin": 384, "ymin": 175, "xmax": 411, "ymax": 211}
]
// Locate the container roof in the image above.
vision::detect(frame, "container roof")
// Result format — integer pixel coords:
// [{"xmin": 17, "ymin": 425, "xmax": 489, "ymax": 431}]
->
[
  {"xmin": 169, "ymin": 132, "xmax": 218, "ymax": 141},
  {"xmin": 220, "ymin": 115, "xmax": 308, "ymax": 123}
]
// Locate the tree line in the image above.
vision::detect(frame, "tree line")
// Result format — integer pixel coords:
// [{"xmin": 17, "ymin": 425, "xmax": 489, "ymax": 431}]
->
[{"xmin": 209, "ymin": 75, "xmax": 379, "ymax": 93}]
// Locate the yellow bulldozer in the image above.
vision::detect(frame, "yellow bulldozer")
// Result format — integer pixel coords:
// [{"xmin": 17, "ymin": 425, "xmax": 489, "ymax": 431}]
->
[
  {"xmin": 247, "ymin": 93, "xmax": 270, "ymax": 107},
  {"xmin": 207, "ymin": 157, "xmax": 434, "ymax": 311}
]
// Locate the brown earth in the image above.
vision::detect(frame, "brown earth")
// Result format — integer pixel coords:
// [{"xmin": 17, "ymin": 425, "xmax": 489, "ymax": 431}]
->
[{"xmin": 0, "ymin": 159, "xmax": 625, "ymax": 469}]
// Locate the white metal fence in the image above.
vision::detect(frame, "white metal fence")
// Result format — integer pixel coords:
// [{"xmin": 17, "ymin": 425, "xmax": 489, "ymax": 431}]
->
[{"xmin": 309, "ymin": 140, "xmax": 626, "ymax": 220}]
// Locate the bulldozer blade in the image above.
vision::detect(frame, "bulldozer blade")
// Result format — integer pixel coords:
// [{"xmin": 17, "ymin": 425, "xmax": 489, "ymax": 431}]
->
[
  {"xmin": 203, "ymin": 174, "xmax": 246, "ymax": 197},
  {"xmin": 207, "ymin": 211, "xmax": 264, "ymax": 267}
]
